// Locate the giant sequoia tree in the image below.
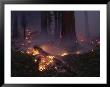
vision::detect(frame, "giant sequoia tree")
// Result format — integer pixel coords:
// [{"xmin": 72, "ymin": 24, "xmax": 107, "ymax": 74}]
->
[
  {"xmin": 11, "ymin": 12, "xmax": 18, "ymax": 39},
  {"xmin": 41, "ymin": 11, "xmax": 48, "ymax": 35},
  {"xmin": 60, "ymin": 11, "xmax": 77, "ymax": 48},
  {"xmin": 84, "ymin": 11, "xmax": 90, "ymax": 40},
  {"xmin": 21, "ymin": 12, "xmax": 27, "ymax": 39},
  {"xmin": 54, "ymin": 11, "xmax": 62, "ymax": 40}
]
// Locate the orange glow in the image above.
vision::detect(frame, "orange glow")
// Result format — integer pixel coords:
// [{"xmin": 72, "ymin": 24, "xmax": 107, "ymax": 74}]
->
[
  {"xmin": 26, "ymin": 47, "xmax": 40, "ymax": 56},
  {"xmin": 32, "ymin": 50, "xmax": 39, "ymax": 56},
  {"xmin": 80, "ymin": 39, "xmax": 84, "ymax": 42},
  {"xmin": 21, "ymin": 43, "xmax": 24, "ymax": 46},
  {"xmin": 34, "ymin": 59, "xmax": 37, "ymax": 62},
  {"xmin": 26, "ymin": 47, "xmax": 55, "ymax": 72},
  {"xmin": 26, "ymin": 47, "xmax": 33, "ymax": 55},
  {"xmin": 76, "ymin": 51, "xmax": 80, "ymax": 54},
  {"xmin": 60, "ymin": 52, "xmax": 68, "ymax": 56},
  {"xmin": 38, "ymin": 56, "xmax": 54, "ymax": 71}
]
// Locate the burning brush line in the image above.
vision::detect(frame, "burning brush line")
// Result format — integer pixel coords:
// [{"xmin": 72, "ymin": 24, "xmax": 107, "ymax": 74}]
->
[
  {"xmin": 26, "ymin": 46, "xmax": 55, "ymax": 71},
  {"xmin": 20, "ymin": 38, "xmax": 99, "ymax": 72}
]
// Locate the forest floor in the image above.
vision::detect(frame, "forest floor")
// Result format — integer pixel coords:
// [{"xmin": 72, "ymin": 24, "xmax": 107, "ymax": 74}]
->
[{"xmin": 11, "ymin": 47, "xmax": 100, "ymax": 77}]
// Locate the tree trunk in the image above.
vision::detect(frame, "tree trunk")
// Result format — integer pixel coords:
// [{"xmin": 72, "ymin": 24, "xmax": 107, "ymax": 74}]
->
[
  {"xmin": 61, "ymin": 11, "xmax": 77, "ymax": 48},
  {"xmin": 41, "ymin": 11, "xmax": 48, "ymax": 35},
  {"xmin": 54, "ymin": 11, "xmax": 62, "ymax": 40},
  {"xmin": 11, "ymin": 12, "xmax": 18, "ymax": 39},
  {"xmin": 84, "ymin": 11, "xmax": 90, "ymax": 40},
  {"xmin": 21, "ymin": 13, "xmax": 27, "ymax": 39}
]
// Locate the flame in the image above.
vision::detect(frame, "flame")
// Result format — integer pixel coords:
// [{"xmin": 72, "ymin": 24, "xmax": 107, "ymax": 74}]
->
[
  {"xmin": 26, "ymin": 47, "xmax": 55, "ymax": 72},
  {"xmin": 34, "ymin": 59, "xmax": 37, "ymax": 62},
  {"xmin": 21, "ymin": 43, "xmax": 25, "ymax": 46},
  {"xmin": 80, "ymin": 39, "xmax": 84, "ymax": 42},
  {"xmin": 76, "ymin": 51, "xmax": 80, "ymax": 54},
  {"xmin": 26, "ymin": 47, "xmax": 39, "ymax": 56},
  {"xmin": 25, "ymin": 37, "xmax": 28, "ymax": 40},
  {"xmin": 60, "ymin": 52, "xmax": 68, "ymax": 56},
  {"xmin": 39, "ymin": 58, "xmax": 46, "ymax": 71},
  {"xmin": 38, "ymin": 56, "xmax": 54, "ymax": 72},
  {"xmin": 26, "ymin": 48, "xmax": 33, "ymax": 55},
  {"xmin": 32, "ymin": 50, "xmax": 39, "ymax": 56}
]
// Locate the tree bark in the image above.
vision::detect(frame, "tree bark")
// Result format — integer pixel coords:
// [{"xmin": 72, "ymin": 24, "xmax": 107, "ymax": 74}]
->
[
  {"xmin": 41, "ymin": 11, "xmax": 48, "ymax": 35},
  {"xmin": 61, "ymin": 11, "xmax": 77, "ymax": 44},
  {"xmin": 84, "ymin": 11, "xmax": 90, "ymax": 40},
  {"xmin": 21, "ymin": 12, "xmax": 27, "ymax": 39}
]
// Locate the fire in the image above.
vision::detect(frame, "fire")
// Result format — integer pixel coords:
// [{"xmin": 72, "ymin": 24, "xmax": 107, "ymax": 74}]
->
[
  {"xmin": 34, "ymin": 59, "xmax": 37, "ymax": 62},
  {"xmin": 26, "ymin": 47, "xmax": 39, "ymax": 56},
  {"xmin": 76, "ymin": 51, "xmax": 80, "ymax": 54},
  {"xmin": 32, "ymin": 50, "xmax": 39, "ymax": 56},
  {"xmin": 38, "ymin": 56, "xmax": 54, "ymax": 71},
  {"xmin": 80, "ymin": 39, "xmax": 84, "ymax": 42},
  {"xmin": 60, "ymin": 52, "xmax": 68, "ymax": 56},
  {"xmin": 26, "ymin": 47, "xmax": 55, "ymax": 72},
  {"xmin": 47, "ymin": 55, "xmax": 54, "ymax": 63},
  {"xmin": 21, "ymin": 43, "xmax": 25, "ymax": 46},
  {"xmin": 39, "ymin": 58, "xmax": 46, "ymax": 71},
  {"xmin": 26, "ymin": 47, "xmax": 33, "ymax": 55},
  {"xmin": 47, "ymin": 55, "xmax": 54, "ymax": 59},
  {"xmin": 25, "ymin": 37, "xmax": 28, "ymax": 40}
]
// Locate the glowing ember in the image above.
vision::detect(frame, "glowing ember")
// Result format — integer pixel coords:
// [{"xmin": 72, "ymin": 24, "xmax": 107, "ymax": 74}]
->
[
  {"xmin": 76, "ymin": 51, "xmax": 80, "ymax": 54},
  {"xmin": 26, "ymin": 47, "xmax": 40, "ymax": 56},
  {"xmin": 26, "ymin": 47, "xmax": 34, "ymax": 55},
  {"xmin": 25, "ymin": 37, "xmax": 28, "ymax": 40},
  {"xmin": 34, "ymin": 59, "xmax": 37, "ymax": 62},
  {"xmin": 38, "ymin": 56, "xmax": 54, "ymax": 71},
  {"xmin": 91, "ymin": 49, "xmax": 94, "ymax": 52},
  {"xmin": 26, "ymin": 47, "xmax": 55, "ymax": 72},
  {"xmin": 39, "ymin": 64, "xmax": 45, "ymax": 71},
  {"xmin": 54, "ymin": 67, "xmax": 57, "ymax": 69},
  {"xmin": 21, "ymin": 51, "xmax": 24, "ymax": 53},
  {"xmin": 32, "ymin": 50, "xmax": 39, "ymax": 56},
  {"xmin": 60, "ymin": 52, "xmax": 68, "ymax": 56},
  {"xmin": 21, "ymin": 43, "xmax": 24, "ymax": 46},
  {"xmin": 80, "ymin": 39, "xmax": 84, "ymax": 42},
  {"xmin": 47, "ymin": 55, "xmax": 54, "ymax": 59}
]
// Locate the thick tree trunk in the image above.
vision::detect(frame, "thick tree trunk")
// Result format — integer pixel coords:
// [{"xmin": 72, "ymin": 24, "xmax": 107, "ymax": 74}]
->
[
  {"xmin": 84, "ymin": 11, "xmax": 90, "ymax": 40},
  {"xmin": 41, "ymin": 11, "xmax": 48, "ymax": 35},
  {"xmin": 61, "ymin": 11, "xmax": 77, "ymax": 48},
  {"xmin": 21, "ymin": 13, "xmax": 27, "ymax": 39},
  {"xmin": 54, "ymin": 11, "xmax": 62, "ymax": 40},
  {"xmin": 11, "ymin": 12, "xmax": 18, "ymax": 39}
]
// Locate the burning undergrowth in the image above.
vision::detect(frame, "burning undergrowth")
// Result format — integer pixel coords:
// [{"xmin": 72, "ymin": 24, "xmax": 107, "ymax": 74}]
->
[
  {"xmin": 25, "ymin": 46, "xmax": 55, "ymax": 72},
  {"xmin": 11, "ymin": 29, "xmax": 100, "ymax": 75}
]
